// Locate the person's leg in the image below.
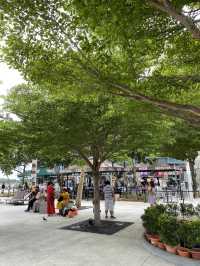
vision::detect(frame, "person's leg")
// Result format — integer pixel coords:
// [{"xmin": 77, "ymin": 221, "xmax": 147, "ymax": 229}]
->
[
  {"xmin": 105, "ymin": 199, "xmax": 109, "ymax": 218},
  {"xmin": 30, "ymin": 198, "xmax": 36, "ymax": 210},
  {"xmin": 105, "ymin": 209, "xmax": 108, "ymax": 218},
  {"xmin": 109, "ymin": 200, "xmax": 116, "ymax": 218},
  {"xmin": 25, "ymin": 198, "xmax": 34, "ymax": 211},
  {"xmin": 25, "ymin": 201, "xmax": 31, "ymax": 211}
]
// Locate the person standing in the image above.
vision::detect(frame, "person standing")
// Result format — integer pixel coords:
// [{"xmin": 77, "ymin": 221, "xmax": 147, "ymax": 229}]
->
[
  {"xmin": 1, "ymin": 183, "xmax": 5, "ymax": 194},
  {"xmin": 47, "ymin": 182, "xmax": 55, "ymax": 216},
  {"xmin": 147, "ymin": 179, "xmax": 156, "ymax": 206},
  {"xmin": 103, "ymin": 180, "xmax": 116, "ymax": 219}
]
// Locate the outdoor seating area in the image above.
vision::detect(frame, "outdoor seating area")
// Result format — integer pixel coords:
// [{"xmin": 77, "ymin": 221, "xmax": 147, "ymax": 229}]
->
[{"xmin": 5, "ymin": 190, "xmax": 30, "ymax": 205}]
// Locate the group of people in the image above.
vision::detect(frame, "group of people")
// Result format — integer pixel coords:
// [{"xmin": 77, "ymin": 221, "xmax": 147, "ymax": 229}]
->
[
  {"xmin": 25, "ymin": 182, "xmax": 77, "ymax": 218},
  {"xmin": 23, "ymin": 178, "xmax": 155, "ymax": 220},
  {"xmin": 24, "ymin": 180, "xmax": 117, "ymax": 219}
]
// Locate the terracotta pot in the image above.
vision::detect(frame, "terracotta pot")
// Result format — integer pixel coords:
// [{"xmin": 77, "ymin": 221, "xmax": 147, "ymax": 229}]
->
[
  {"xmin": 157, "ymin": 242, "xmax": 165, "ymax": 250},
  {"xmin": 191, "ymin": 249, "xmax": 200, "ymax": 260},
  {"xmin": 177, "ymin": 247, "xmax": 190, "ymax": 258},
  {"xmin": 144, "ymin": 233, "xmax": 153, "ymax": 242},
  {"xmin": 165, "ymin": 244, "xmax": 177, "ymax": 254},
  {"xmin": 150, "ymin": 237, "xmax": 160, "ymax": 246}
]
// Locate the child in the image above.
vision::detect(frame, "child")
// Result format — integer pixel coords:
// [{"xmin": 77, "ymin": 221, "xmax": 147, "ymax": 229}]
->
[{"xmin": 56, "ymin": 188, "xmax": 70, "ymax": 216}]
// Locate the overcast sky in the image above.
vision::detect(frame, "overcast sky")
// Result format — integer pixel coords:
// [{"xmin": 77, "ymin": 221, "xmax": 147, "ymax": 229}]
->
[{"xmin": 0, "ymin": 62, "xmax": 24, "ymax": 180}]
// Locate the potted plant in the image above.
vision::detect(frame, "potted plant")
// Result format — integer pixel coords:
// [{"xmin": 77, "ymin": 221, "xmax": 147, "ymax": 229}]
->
[
  {"xmin": 141, "ymin": 205, "xmax": 165, "ymax": 243},
  {"xmin": 158, "ymin": 213, "xmax": 179, "ymax": 254},
  {"xmin": 185, "ymin": 220, "xmax": 200, "ymax": 260},
  {"xmin": 177, "ymin": 220, "xmax": 191, "ymax": 258}
]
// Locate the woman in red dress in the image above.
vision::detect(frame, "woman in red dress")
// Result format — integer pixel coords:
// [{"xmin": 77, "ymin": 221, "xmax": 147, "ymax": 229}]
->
[{"xmin": 47, "ymin": 182, "xmax": 55, "ymax": 216}]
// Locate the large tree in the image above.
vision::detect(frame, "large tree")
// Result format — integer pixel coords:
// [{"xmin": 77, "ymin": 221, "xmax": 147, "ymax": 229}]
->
[
  {"xmin": 3, "ymin": 84, "xmax": 172, "ymax": 224},
  {"xmin": 0, "ymin": 1, "xmax": 199, "ymax": 125}
]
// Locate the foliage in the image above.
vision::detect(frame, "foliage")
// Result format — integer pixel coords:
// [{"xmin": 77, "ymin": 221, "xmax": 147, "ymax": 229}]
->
[
  {"xmin": 141, "ymin": 205, "xmax": 166, "ymax": 234},
  {"xmin": 158, "ymin": 213, "xmax": 179, "ymax": 246},
  {"xmin": 195, "ymin": 204, "xmax": 200, "ymax": 217},
  {"xmin": 180, "ymin": 203, "xmax": 196, "ymax": 217},
  {"xmin": 160, "ymin": 121, "xmax": 200, "ymax": 161},
  {"xmin": 165, "ymin": 203, "xmax": 179, "ymax": 216},
  {"xmin": 0, "ymin": 1, "xmax": 199, "ymax": 125},
  {"xmin": 178, "ymin": 220, "xmax": 200, "ymax": 249},
  {"xmin": 3, "ymin": 84, "xmax": 173, "ymax": 171}
]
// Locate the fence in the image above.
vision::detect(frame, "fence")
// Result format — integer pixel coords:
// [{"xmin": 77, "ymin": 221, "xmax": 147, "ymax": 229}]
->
[{"xmin": 119, "ymin": 187, "xmax": 200, "ymax": 203}]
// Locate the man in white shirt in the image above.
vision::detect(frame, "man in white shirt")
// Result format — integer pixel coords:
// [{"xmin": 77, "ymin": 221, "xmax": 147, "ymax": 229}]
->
[{"xmin": 103, "ymin": 180, "xmax": 116, "ymax": 219}]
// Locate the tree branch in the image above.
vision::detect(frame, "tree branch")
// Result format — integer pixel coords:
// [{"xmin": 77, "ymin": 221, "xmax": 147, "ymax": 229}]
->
[
  {"xmin": 107, "ymin": 81, "xmax": 200, "ymax": 126},
  {"xmin": 77, "ymin": 149, "xmax": 93, "ymax": 169},
  {"xmin": 148, "ymin": 0, "xmax": 200, "ymax": 40}
]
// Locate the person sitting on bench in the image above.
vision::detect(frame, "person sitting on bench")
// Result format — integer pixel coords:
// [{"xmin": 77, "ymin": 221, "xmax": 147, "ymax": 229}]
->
[{"xmin": 25, "ymin": 186, "xmax": 39, "ymax": 212}]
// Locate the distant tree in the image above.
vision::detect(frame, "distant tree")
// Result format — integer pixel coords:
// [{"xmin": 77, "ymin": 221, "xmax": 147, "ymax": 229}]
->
[{"xmin": 160, "ymin": 121, "xmax": 200, "ymax": 194}]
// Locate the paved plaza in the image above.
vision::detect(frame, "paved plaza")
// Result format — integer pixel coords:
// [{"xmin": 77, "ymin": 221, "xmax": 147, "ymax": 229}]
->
[{"xmin": 0, "ymin": 200, "xmax": 199, "ymax": 266}]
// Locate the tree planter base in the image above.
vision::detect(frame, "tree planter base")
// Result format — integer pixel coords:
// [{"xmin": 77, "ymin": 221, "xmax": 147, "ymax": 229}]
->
[{"xmin": 60, "ymin": 219, "xmax": 134, "ymax": 235}]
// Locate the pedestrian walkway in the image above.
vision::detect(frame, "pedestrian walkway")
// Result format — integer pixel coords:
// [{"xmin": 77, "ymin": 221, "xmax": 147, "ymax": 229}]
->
[{"xmin": 0, "ymin": 200, "xmax": 198, "ymax": 266}]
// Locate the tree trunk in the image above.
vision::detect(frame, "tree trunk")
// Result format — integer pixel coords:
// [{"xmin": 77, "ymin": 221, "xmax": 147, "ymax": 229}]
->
[
  {"xmin": 76, "ymin": 169, "xmax": 85, "ymax": 208},
  {"xmin": 189, "ymin": 159, "xmax": 197, "ymax": 198},
  {"xmin": 93, "ymin": 171, "xmax": 101, "ymax": 226}
]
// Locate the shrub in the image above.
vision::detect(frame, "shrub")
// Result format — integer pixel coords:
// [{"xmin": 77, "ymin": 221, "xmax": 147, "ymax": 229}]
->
[
  {"xmin": 177, "ymin": 220, "xmax": 192, "ymax": 248},
  {"xmin": 165, "ymin": 203, "xmax": 179, "ymax": 216},
  {"xmin": 180, "ymin": 203, "xmax": 196, "ymax": 217},
  {"xmin": 141, "ymin": 204, "xmax": 166, "ymax": 235},
  {"xmin": 195, "ymin": 204, "xmax": 200, "ymax": 217},
  {"xmin": 158, "ymin": 213, "xmax": 179, "ymax": 247},
  {"xmin": 184, "ymin": 220, "xmax": 200, "ymax": 249}
]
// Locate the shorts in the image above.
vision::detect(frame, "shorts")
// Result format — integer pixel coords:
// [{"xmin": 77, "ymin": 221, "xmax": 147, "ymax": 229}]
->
[{"xmin": 105, "ymin": 199, "xmax": 114, "ymax": 211}]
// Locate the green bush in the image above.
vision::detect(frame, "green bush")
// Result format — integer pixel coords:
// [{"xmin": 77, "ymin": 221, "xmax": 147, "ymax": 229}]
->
[
  {"xmin": 177, "ymin": 220, "xmax": 192, "ymax": 248},
  {"xmin": 165, "ymin": 203, "xmax": 179, "ymax": 216},
  {"xmin": 183, "ymin": 220, "xmax": 200, "ymax": 249},
  {"xmin": 158, "ymin": 213, "xmax": 179, "ymax": 247},
  {"xmin": 195, "ymin": 204, "xmax": 200, "ymax": 217},
  {"xmin": 180, "ymin": 203, "xmax": 196, "ymax": 217},
  {"xmin": 141, "ymin": 204, "xmax": 166, "ymax": 235}
]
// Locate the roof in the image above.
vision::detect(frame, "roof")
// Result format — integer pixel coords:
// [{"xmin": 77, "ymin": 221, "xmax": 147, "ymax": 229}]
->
[
  {"xmin": 156, "ymin": 157, "xmax": 185, "ymax": 165},
  {"xmin": 37, "ymin": 167, "xmax": 54, "ymax": 177}
]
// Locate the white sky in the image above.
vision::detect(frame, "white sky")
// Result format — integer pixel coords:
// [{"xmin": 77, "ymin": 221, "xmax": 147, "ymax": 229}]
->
[{"xmin": 0, "ymin": 62, "xmax": 24, "ymax": 180}]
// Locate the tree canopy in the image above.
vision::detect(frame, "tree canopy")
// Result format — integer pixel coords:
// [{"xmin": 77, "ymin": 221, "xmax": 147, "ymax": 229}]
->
[{"xmin": 0, "ymin": 1, "xmax": 199, "ymax": 125}]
